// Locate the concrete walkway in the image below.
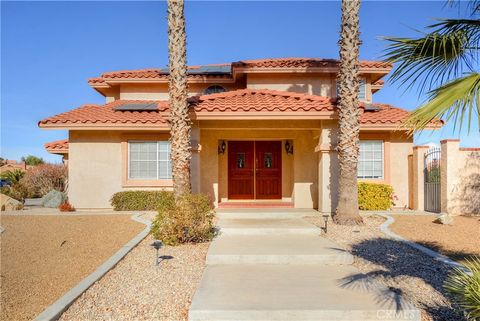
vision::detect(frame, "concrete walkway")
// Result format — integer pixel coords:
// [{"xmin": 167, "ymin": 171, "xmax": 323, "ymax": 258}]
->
[{"xmin": 189, "ymin": 210, "xmax": 420, "ymax": 321}]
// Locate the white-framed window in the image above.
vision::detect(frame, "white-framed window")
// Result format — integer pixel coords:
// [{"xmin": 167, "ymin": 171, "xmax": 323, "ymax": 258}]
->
[
  {"xmin": 128, "ymin": 141, "xmax": 172, "ymax": 180},
  {"xmin": 358, "ymin": 140, "xmax": 383, "ymax": 179},
  {"xmin": 358, "ymin": 78, "xmax": 366, "ymax": 100}
]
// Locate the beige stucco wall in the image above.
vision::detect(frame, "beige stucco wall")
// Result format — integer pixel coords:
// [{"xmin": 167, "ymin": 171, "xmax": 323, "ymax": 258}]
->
[
  {"xmin": 68, "ymin": 130, "xmax": 172, "ymax": 209},
  {"xmin": 246, "ymin": 74, "xmax": 335, "ymax": 97},
  {"xmin": 317, "ymin": 121, "xmax": 413, "ymax": 213},
  {"xmin": 198, "ymin": 120, "xmax": 320, "ymax": 208},
  {"xmin": 117, "ymin": 83, "xmax": 241, "ymax": 101},
  {"xmin": 388, "ymin": 132, "xmax": 414, "ymax": 209},
  {"xmin": 441, "ymin": 140, "xmax": 480, "ymax": 215}
]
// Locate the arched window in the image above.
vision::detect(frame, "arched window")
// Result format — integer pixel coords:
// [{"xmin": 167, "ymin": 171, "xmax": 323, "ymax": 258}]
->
[{"xmin": 204, "ymin": 85, "xmax": 226, "ymax": 95}]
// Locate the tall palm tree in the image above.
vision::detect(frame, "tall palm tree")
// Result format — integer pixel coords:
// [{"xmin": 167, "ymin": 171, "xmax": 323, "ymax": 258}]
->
[
  {"xmin": 334, "ymin": 0, "xmax": 364, "ymax": 225},
  {"xmin": 383, "ymin": 2, "xmax": 480, "ymax": 132},
  {"xmin": 167, "ymin": 0, "xmax": 191, "ymax": 196}
]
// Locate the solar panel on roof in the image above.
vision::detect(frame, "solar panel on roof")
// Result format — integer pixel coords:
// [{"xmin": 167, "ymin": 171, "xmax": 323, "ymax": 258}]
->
[
  {"xmin": 364, "ymin": 104, "xmax": 381, "ymax": 111},
  {"xmin": 115, "ymin": 103, "xmax": 158, "ymax": 111}
]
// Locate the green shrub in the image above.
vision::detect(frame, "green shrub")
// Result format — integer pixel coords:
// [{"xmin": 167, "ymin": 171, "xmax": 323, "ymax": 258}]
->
[
  {"xmin": 358, "ymin": 182, "xmax": 394, "ymax": 210},
  {"xmin": 444, "ymin": 256, "xmax": 480, "ymax": 320},
  {"xmin": 110, "ymin": 190, "xmax": 173, "ymax": 211},
  {"xmin": 151, "ymin": 193, "xmax": 215, "ymax": 246}
]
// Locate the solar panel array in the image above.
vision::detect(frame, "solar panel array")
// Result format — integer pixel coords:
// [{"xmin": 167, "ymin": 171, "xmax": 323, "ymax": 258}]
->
[{"xmin": 115, "ymin": 103, "xmax": 158, "ymax": 111}]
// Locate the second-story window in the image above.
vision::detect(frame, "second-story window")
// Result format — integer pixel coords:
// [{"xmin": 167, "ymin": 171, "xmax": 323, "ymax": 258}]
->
[{"xmin": 204, "ymin": 85, "xmax": 226, "ymax": 95}]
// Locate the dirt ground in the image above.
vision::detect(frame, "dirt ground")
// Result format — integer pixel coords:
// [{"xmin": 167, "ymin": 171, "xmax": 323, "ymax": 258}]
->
[
  {"xmin": 390, "ymin": 214, "xmax": 480, "ymax": 262},
  {"xmin": 0, "ymin": 214, "xmax": 145, "ymax": 321}
]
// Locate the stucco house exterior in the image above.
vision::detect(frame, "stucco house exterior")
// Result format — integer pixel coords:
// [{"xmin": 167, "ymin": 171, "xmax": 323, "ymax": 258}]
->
[{"xmin": 40, "ymin": 58, "xmax": 437, "ymax": 211}]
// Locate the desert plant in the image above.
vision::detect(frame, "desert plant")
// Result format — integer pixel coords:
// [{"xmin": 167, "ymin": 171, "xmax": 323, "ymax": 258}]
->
[
  {"xmin": 59, "ymin": 202, "xmax": 75, "ymax": 212},
  {"xmin": 444, "ymin": 256, "xmax": 480, "ymax": 320},
  {"xmin": 110, "ymin": 190, "xmax": 173, "ymax": 211},
  {"xmin": 0, "ymin": 169, "xmax": 25, "ymax": 185},
  {"xmin": 21, "ymin": 164, "xmax": 67, "ymax": 197},
  {"xmin": 151, "ymin": 193, "xmax": 215, "ymax": 246},
  {"xmin": 358, "ymin": 182, "xmax": 395, "ymax": 210},
  {"xmin": 0, "ymin": 181, "xmax": 31, "ymax": 202}
]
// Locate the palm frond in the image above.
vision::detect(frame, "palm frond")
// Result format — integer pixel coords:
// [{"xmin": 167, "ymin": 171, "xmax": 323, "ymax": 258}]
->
[
  {"xmin": 383, "ymin": 18, "xmax": 480, "ymax": 94},
  {"xmin": 444, "ymin": 256, "xmax": 480, "ymax": 320},
  {"xmin": 403, "ymin": 72, "xmax": 480, "ymax": 132}
]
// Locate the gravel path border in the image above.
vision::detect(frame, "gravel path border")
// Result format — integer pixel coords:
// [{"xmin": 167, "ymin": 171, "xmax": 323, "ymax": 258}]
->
[
  {"xmin": 33, "ymin": 214, "xmax": 151, "ymax": 321},
  {"xmin": 377, "ymin": 213, "xmax": 467, "ymax": 271}
]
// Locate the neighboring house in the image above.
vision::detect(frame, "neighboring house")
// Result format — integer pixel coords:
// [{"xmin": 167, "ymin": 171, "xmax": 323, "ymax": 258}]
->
[
  {"xmin": 44, "ymin": 139, "xmax": 69, "ymax": 164},
  {"xmin": 39, "ymin": 58, "xmax": 439, "ymax": 210},
  {"xmin": 0, "ymin": 160, "xmax": 30, "ymax": 174}
]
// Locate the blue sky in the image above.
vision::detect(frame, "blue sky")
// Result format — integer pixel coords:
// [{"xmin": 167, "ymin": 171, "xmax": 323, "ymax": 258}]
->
[{"xmin": 2, "ymin": 1, "xmax": 479, "ymax": 163}]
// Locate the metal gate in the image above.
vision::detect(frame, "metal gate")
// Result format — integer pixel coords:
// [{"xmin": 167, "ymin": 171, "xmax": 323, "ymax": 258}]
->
[{"xmin": 424, "ymin": 147, "xmax": 441, "ymax": 213}]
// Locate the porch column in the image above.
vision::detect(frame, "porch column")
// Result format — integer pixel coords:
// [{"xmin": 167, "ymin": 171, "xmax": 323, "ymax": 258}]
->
[
  {"xmin": 190, "ymin": 126, "xmax": 201, "ymax": 193},
  {"xmin": 440, "ymin": 139, "xmax": 460, "ymax": 214},
  {"xmin": 412, "ymin": 145, "xmax": 428, "ymax": 211},
  {"xmin": 316, "ymin": 123, "xmax": 339, "ymax": 214}
]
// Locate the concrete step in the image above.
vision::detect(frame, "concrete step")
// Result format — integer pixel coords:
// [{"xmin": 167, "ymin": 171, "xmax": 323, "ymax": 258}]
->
[
  {"xmin": 189, "ymin": 264, "xmax": 420, "ymax": 321},
  {"xmin": 217, "ymin": 218, "xmax": 320, "ymax": 236},
  {"xmin": 207, "ymin": 235, "xmax": 353, "ymax": 265},
  {"xmin": 216, "ymin": 209, "xmax": 320, "ymax": 219}
]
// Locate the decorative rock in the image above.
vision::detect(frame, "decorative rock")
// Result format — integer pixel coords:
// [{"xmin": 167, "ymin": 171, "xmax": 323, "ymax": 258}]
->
[
  {"xmin": 1, "ymin": 194, "xmax": 23, "ymax": 211},
  {"xmin": 42, "ymin": 190, "xmax": 67, "ymax": 208},
  {"xmin": 433, "ymin": 213, "xmax": 454, "ymax": 225}
]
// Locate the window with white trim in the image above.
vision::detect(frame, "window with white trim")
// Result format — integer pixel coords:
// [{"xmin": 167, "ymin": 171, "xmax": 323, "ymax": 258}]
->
[
  {"xmin": 128, "ymin": 141, "xmax": 172, "ymax": 180},
  {"xmin": 358, "ymin": 140, "xmax": 383, "ymax": 179}
]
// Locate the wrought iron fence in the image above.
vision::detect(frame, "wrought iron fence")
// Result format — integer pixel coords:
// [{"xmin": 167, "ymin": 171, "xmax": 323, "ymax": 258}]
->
[{"xmin": 424, "ymin": 147, "xmax": 441, "ymax": 213}]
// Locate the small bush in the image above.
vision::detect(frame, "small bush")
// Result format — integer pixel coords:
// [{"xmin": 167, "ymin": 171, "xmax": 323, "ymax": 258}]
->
[
  {"xmin": 59, "ymin": 202, "xmax": 75, "ymax": 212},
  {"xmin": 22, "ymin": 164, "xmax": 67, "ymax": 197},
  {"xmin": 444, "ymin": 256, "xmax": 480, "ymax": 320},
  {"xmin": 358, "ymin": 182, "xmax": 394, "ymax": 210},
  {"xmin": 110, "ymin": 190, "xmax": 173, "ymax": 211},
  {"xmin": 0, "ymin": 181, "xmax": 31, "ymax": 202},
  {"xmin": 151, "ymin": 193, "xmax": 215, "ymax": 246}
]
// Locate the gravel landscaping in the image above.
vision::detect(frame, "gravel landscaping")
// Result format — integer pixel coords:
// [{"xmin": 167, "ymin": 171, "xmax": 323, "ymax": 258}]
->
[
  {"xmin": 59, "ymin": 234, "xmax": 209, "ymax": 321},
  {"xmin": 306, "ymin": 214, "xmax": 464, "ymax": 321},
  {"xmin": 0, "ymin": 214, "xmax": 145, "ymax": 321},
  {"xmin": 390, "ymin": 214, "xmax": 480, "ymax": 262}
]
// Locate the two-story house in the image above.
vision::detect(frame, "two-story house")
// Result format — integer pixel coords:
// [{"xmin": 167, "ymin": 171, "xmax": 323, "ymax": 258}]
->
[{"xmin": 40, "ymin": 58, "xmax": 435, "ymax": 211}]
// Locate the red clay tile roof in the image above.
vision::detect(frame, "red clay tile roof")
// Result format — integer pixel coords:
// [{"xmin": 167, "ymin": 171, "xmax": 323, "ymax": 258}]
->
[
  {"xmin": 190, "ymin": 89, "xmax": 335, "ymax": 113},
  {"xmin": 372, "ymin": 79, "xmax": 385, "ymax": 86},
  {"xmin": 39, "ymin": 90, "xmax": 414, "ymax": 128},
  {"xmin": 39, "ymin": 100, "xmax": 170, "ymax": 127},
  {"xmin": 233, "ymin": 58, "xmax": 392, "ymax": 70},
  {"xmin": 44, "ymin": 139, "xmax": 69, "ymax": 154},
  {"xmin": 360, "ymin": 104, "xmax": 409, "ymax": 124},
  {"xmin": 88, "ymin": 58, "xmax": 391, "ymax": 85}
]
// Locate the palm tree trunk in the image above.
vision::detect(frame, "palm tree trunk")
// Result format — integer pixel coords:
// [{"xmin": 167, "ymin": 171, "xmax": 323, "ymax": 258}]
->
[
  {"xmin": 334, "ymin": 0, "xmax": 364, "ymax": 225},
  {"xmin": 167, "ymin": 0, "xmax": 191, "ymax": 196}
]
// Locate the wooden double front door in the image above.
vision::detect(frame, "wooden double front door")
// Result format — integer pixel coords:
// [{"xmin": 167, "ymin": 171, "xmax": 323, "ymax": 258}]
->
[{"xmin": 228, "ymin": 141, "xmax": 282, "ymax": 200}]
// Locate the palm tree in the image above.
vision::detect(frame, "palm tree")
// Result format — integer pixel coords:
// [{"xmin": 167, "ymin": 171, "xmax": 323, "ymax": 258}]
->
[
  {"xmin": 167, "ymin": 0, "xmax": 191, "ymax": 196},
  {"xmin": 383, "ymin": 2, "xmax": 480, "ymax": 132},
  {"xmin": 334, "ymin": 0, "xmax": 364, "ymax": 225}
]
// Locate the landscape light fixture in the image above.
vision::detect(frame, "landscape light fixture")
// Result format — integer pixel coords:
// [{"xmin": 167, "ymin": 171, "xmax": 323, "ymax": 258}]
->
[
  {"xmin": 322, "ymin": 215, "xmax": 330, "ymax": 234},
  {"xmin": 218, "ymin": 140, "xmax": 226, "ymax": 154},
  {"xmin": 150, "ymin": 240, "xmax": 163, "ymax": 266}
]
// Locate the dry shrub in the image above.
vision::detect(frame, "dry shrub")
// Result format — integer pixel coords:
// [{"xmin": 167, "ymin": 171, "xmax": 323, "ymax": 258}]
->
[
  {"xmin": 151, "ymin": 193, "xmax": 215, "ymax": 246},
  {"xmin": 22, "ymin": 164, "xmax": 67, "ymax": 197},
  {"xmin": 59, "ymin": 202, "xmax": 75, "ymax": 212}
]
